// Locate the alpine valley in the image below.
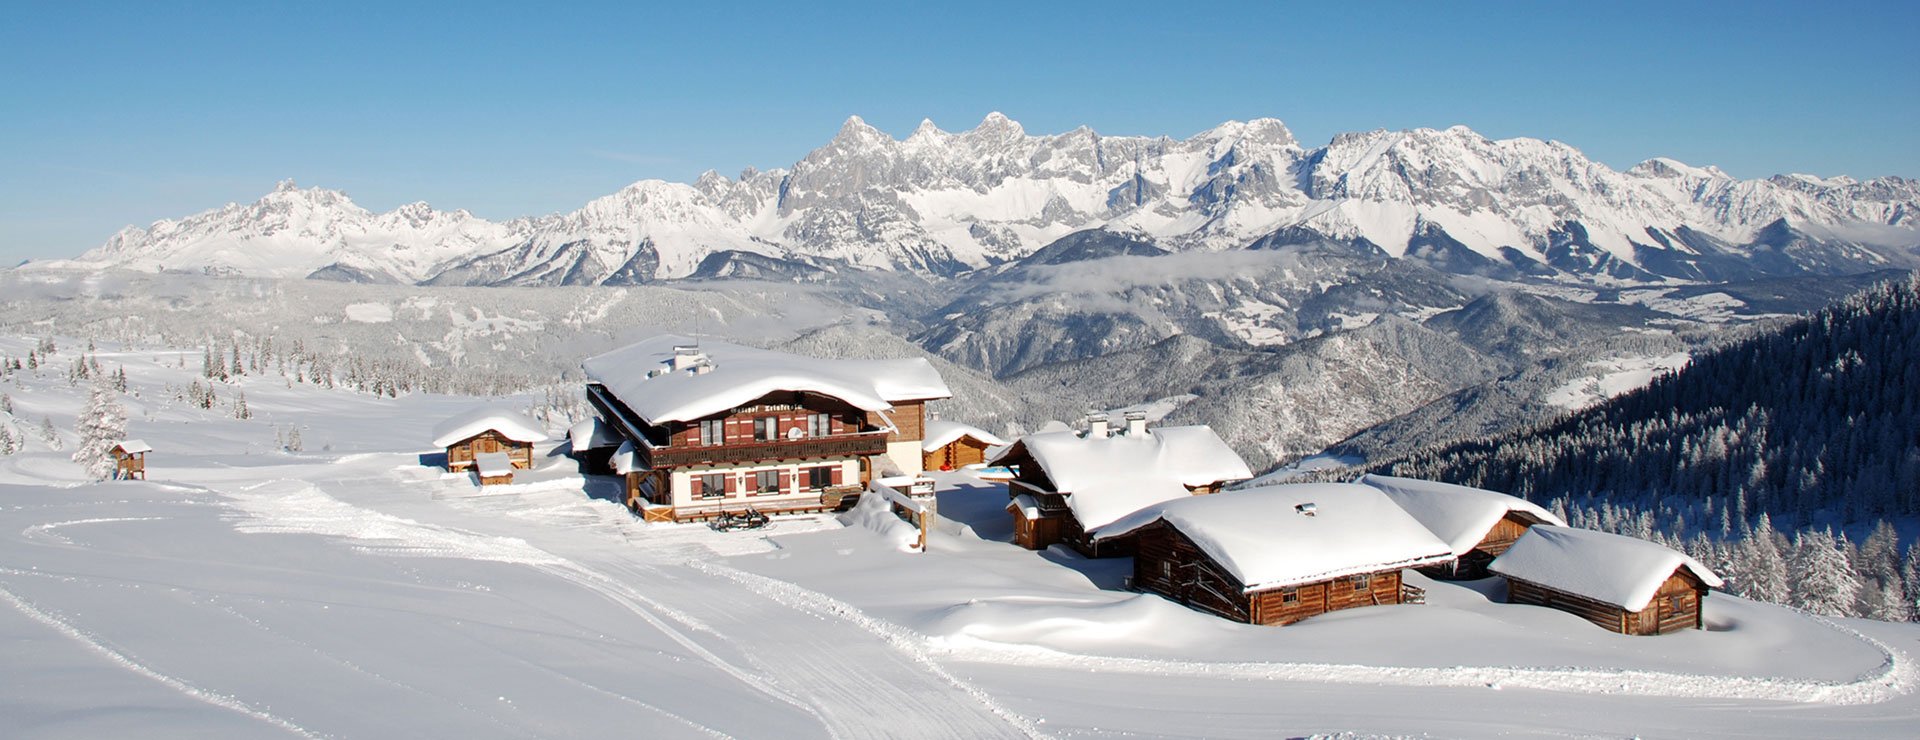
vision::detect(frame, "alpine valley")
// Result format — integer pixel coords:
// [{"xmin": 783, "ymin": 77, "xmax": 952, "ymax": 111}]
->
[{"xmin": 14, "ymin": 113, "xmax": 1920, "ymax": 472}]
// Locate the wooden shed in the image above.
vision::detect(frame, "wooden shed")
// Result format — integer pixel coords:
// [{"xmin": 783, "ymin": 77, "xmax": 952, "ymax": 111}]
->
[
  {"xmin": 1488, "ymin": 525, "xmax": 1722, "ymax": 635},
  {"xmin": 110, "ymin": 439, "xmax": 152, "ymax": 481},
  {"xmin": 1096, "ymin": 483, "xmax": 1455, "ymax": 625},
  {"xmin": 474, "ymin": 451, "xmax": 516, "ymax": 486},
  {"xmin": 1358, "ymin": 474, "xmax": 1566, "ymax": 580},
  {"xmin": 432, "ymin": 407, "xmax": 550, "ymax": 472},
  {"xmin": 920, "ymin": 420, "xmax": 1007, "ymax": 472}
]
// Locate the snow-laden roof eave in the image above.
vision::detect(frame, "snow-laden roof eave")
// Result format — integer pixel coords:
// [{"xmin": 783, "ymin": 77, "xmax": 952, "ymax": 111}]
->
[
  {"xmin": 431, "ymin": 407, "xmax": 550, "ymax": 448},
  {"xmin": 582, "ymin": 335, "xmax": 951, "ymax": 424},
  {"xmin": 1242, "ymin": 552, "xmax": 1457, "ymax": 594}
]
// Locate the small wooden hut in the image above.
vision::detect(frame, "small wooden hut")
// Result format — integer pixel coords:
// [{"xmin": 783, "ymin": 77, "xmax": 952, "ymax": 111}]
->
[
  {"xmin": 474, "ymin": 451, "xmax": 516, "ymax": 486},
  {"xmin": 920, "ymin": 420, "xmax": 1007, "ymax": 472},
  {"xmin": 1096, "ymin": 483, "xmax": 1455, "ymax": 625},
  {"xmin": 1489, "ymin": 525, "xmax": 1722, "ymax": 635},
  {"xmin": 1358, "ymin": 474, "xmax": 1566, "ymax": 580},
  {"xmin": 432, "ymin": 407, "xmax": 550, "ymax": 472},
  {"xmin": 110, "ymin": 439, "xmax": 152, "ymax": 481}
]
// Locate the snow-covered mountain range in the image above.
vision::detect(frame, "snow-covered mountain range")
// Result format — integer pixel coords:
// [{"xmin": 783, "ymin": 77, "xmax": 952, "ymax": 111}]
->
[{"xmin": 65, "ymin": 114, "xmax": 1920, "ymax": 285}]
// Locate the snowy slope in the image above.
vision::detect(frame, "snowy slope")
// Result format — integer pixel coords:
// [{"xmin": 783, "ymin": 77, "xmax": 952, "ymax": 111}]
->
[
  {"xmin": 2, "ymin": 335, "xmax": 1919, "ymax": 739},
  {"xmin": 57, "ymin": 114, "xmax": 1920, "ymax": 285}
]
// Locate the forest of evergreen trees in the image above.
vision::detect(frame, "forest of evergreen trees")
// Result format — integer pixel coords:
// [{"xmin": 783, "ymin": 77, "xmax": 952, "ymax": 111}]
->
[{"xmin": 1362, "ymin": 274, "xmax": 1920, "ymax": 620}]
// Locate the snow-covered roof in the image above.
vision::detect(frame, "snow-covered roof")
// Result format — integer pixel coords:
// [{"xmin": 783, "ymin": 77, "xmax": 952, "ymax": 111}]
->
[
  {"xmin": 990, "ymin": 425, "xmax": 1252, "ymax": 534},
  {"xmin": 611, "ymin": 440, "xmax": 647, "ymax": 475},
  {"xmin": 1099, "ymin": 483, "xmax": 1456, "ymax": 592},
  {"xmin": 921, "ymin": 420, "xmax": 1008, "ymax": 452},
  {"xmin": 112, "ymin": 439, "xmax": 152, "ymax": 454},
  {"xmin": 431, "ymin": 407, "xmax": 550, "ymax": 448},
  {"xmin": 1007, "ymin": 494, "xmax": 1040, "ymax": 520},
  {"xmin": 1489, "ymin": 525, "xmax": 1724, "ymax": 612},
  {"xmin": 568, "ymin": 417, "xmax": 620, "ymax": 453},
  {"xmin": 474, "ymin": 452, "xmax": 514, "ymax": 478},
  {"xmin": 582, "ymin": 335, "xmax": 951, "ymax": 424},
  {"xmin": 1357, "ymin": 474, "xmax": 1566, "ymax": 557}
]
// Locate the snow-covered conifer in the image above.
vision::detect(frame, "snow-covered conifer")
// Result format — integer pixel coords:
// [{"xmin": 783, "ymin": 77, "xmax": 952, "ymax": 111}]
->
[
  {"xmin": 234, "ymin": 391, "xmax": 250, "ymax": 420},
  {"xmin": 1733, "ymin": 514, "xmax": 1791, "ymax": 605},
  {"xmin": 38, "ymin": 415, "xmax": 60, "ymax": 449},
  {"xmin": 71, "ymin": 379, "xmax": 127, "ymax": 479},
  {"xmin": 1789, "ymin": 528, "xmax": 1860, "ymax": 617}
]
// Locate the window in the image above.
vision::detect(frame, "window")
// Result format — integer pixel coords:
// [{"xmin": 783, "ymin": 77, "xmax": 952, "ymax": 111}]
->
[
  {"xmin": 754, "ymin": 469, "xmax": 780, "ymax": 494},
  {"xmin": 697, "ymin": 473, "xmax": 726, "ymax": 499},
  {"xmin": 699, "ymin": 419, "xmax": 724, "ymax": 446},
  {"xmin": 1159, "ymin": 561, "xmax": 1172, "ymax": 581},
  {"xmin": 754, "ymin": 417, "xmax": 777, "ymax": 441},
  {"xmin": 1280, "ymin": 587, "xmax": 1298, "ymax": 604},
  {"xmin": 806, "ymin": 466, "xmax": 832, "ymax": 490},
  {"xmin": 1352, "ymin": 574, "xmax": 1371, "ymax": 589},
  {"xmin": 808, "ymin": 413, "xmax": 831, "ymax": 437}
]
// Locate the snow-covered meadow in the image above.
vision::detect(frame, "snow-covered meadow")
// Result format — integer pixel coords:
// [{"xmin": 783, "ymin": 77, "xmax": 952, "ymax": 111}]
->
[{"xmin": 3, "ymin": 336, "xmax": 1918, "ymax": 739}]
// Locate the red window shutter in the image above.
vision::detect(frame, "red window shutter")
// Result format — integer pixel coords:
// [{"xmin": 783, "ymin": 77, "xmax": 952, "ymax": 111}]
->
[
  {"xmin": 830, "ymin": 465, "xmax": 843, "ymax": 486},
  {"xmin": 690, "ymin": 475, "xmax": 702, "ymax": 497},
  {"xmin": 776, "ymin": 469, "xmax": 788, "ymax": 493},
  {"xmin": 724, "ymin": 474, "xmax": 735, "ymax": 493}
]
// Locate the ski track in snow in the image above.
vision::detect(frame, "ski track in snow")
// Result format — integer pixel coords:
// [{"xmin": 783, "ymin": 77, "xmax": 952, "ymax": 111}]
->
[
  {"xmin": 932, "ymin": 616, "xmax": 1915, "ymax": 707},
  {"xmin": 223, "ymin": 472, "xmax": 1037, "ymax": 740},
  {"xmin": 0, "ymin": 580, "xmax": 323, "ymax": 739}
]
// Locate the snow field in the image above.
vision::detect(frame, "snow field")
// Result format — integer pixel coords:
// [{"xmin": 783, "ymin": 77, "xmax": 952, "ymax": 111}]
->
[{"xmin": 3, "ymin": 336, "xmax": 1920, "ymax": 738}]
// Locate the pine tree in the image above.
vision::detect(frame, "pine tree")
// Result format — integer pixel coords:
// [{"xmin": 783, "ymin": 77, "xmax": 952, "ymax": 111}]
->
[
  {"xmin": 38, "ymin": 415, "xmax": 60, "ymax": 449},
  {"xmin": 1904, "ymin": 544, "xmax": 1920, "ymax": 622},
  {"xmin": 0, "ymin": 425, "xmax": 17, "ymax": 455},
  {"xmin": 286, "ymin": 425, "xmax": 303, "ymax": 452},
  {"xmin": 71, "ymin": 380, "xmax": 127, "ymax": 480},
  {"xmin": 1732, "ymin": 514, "xmax": 1791, "ymax": 604},
  {"xmin": 1, "ymin": 393, "xmax": 10, "ymax": 414},
  {"xmin": 233, "ymin": 391, "xmax": 250, "ymax": 420},
  {"xmin": 1790, "ymin": 528, "xmax": 1860, "ymax": 617}
]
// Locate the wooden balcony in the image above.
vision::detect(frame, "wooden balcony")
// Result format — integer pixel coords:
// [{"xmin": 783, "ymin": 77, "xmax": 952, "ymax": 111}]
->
[{"xmin": 651, "ymin": 433, "xmax": 890, "ymax": 468}]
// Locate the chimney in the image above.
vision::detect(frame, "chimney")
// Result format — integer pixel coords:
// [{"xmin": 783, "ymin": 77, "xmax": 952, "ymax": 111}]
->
[
  {"xmin": 671, "ymin": 345, "xmax": 701, "ymax": 372},
  {"xmin": 1124, "ymin": 411, "xmax": 1147, "ymax": 436},
  {"xmin": 1086, "ymin": 413, "xmax": 1109, "ymax": 439},
  {"xmin": 692, "ymin": 361, "xmax": 714, "ymax": 375}
]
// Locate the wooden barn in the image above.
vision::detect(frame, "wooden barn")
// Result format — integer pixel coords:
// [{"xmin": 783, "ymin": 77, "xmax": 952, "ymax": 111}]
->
[
  {"xmin": 581, "ymin": 336, "xmax": 951, "ymax": 523},
  {"xmin": 110, "ymin": 439, "xmax": 151, "ymax": 481},
  {"xmin": 920, "ymin": 419, "xmax": 1006, "ymax": 472},
  {"xmin": 1358, "ymin": 474, "xmax": 1566, "ymax": 579},
  {"xmin": 988, "ymin": 412, "xmax": 1250, "ymax": 556},
  {"xmin": 1096, "ymin": 483, "xmax": 1455, "ymax": 625},
  {"xmin": 432, "ymin": 407, "xmax": 550, "ymax": 473},
  {"xmin": 1489, "ymin": 525, "xmax": 1722, "ymax": 635}
]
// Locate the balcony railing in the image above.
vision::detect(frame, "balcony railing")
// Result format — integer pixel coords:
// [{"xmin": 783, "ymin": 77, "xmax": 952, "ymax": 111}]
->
[{"xmin": 651, "ymin": 433, "xmax": 890, "ymax": 467}]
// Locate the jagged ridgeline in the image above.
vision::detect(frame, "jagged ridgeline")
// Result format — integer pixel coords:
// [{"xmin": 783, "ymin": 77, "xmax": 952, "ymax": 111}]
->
[{"xmin": 1369, "ymin": 274, "xmax": 1920, "ymax": 526}]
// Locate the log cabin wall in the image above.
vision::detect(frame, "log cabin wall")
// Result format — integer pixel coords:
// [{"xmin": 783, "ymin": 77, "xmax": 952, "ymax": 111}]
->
[
  {"xmin": 924, "ymin": 437, "xmax": 992, "ymax": 471},
  {"xmin": 1504, "ymin": 571, "xmax": 1705, "ymax": 635},
  {"xmin": 1130, "ymin": 523, "xmax": 1252, "ymax": 622},
  {"xmin": 1250, "ymin": 571, "xmax": 1404, "ymax": 626},
  {"xmin": 446, "ymin": 431, "xmax": 535, "ymax": 471}
]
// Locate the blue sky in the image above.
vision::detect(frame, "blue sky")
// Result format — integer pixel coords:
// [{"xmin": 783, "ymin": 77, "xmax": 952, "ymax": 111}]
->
[{"xmin": 3, "ymin": 1, "xmax": 1916, "ymax": 263}]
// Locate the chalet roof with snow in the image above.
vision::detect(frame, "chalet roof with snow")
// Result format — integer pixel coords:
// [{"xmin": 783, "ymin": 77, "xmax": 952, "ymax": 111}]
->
[
  {"xmin": 1488, "ymin": 525, "xmax": 1724, "ymax": 612},
  {"xmin": 1098, "ymin": 483, "xmax": 1456, "ymax": 592},
  {"xmin": 568, "ymin": 417, "xmax": 620, "ymax": 453},
  {"xmin": 112, "ymin": 439, "xmax": 153, "ymax": 454},
  {"xmin": 581, "ymin": 335, "xmax": 951, "ymax": 424},
  {"xmin": 611, "ymin": 440, "xmax": 647, "ymax": 475},
  {"xmin": 1357, "ymin": 474, "xmax": 1566, "ymax": 557},
  {"xmin": 431, "ymin": 407, "xmax": 551, "ymax": 448},
  {"xmin": 989, "ymin": 425, "xmax": 1252, "ymax": 534},
  {"xmin": 921, "ymin": 420, "xmax": 1008, "ymax": 452}
]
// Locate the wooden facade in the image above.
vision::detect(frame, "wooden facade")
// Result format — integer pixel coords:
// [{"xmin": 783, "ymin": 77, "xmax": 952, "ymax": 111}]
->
[
  {"xmin": 591, "ymin": 385, "xmax": 920, "ymax": 523},
  {"xmin": 110, "ymin": 443, "xmax": 148, "ymax": 481},
  {"xmin": 1505, "ymin": 569, "xmax": 1709, "ymax": 635},
  {"xmin": 1129, "ymin": 521, "xmax": 1416, "ymax": 625},
  {"xmin": 445, "ymin": 430, "xmax": 536, "ymax": 472},
  {"xmin": 924, "ymin": 435, "xmax": 992, "ymax": 471},
  {"xmin": 1421, "ymin": 512, "xmax": 1540, "ymax": 580}
]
